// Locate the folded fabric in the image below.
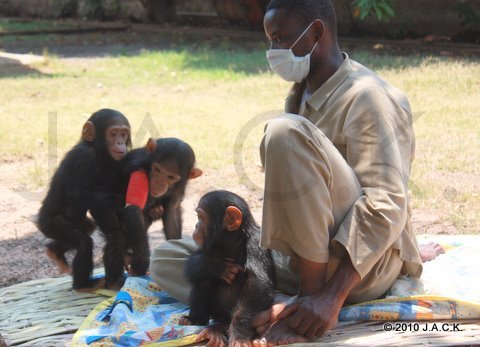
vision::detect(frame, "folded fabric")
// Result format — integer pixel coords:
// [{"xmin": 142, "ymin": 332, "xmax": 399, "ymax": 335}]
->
[{"xmin": 72, "ymin": 235, "xmax": 480, "ymax": 346}]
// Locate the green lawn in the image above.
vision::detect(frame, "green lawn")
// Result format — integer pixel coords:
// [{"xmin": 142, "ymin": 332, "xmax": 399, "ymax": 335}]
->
[
  {"xmin": 0, "ymin": 39, "xmax": 478, "ymax": 233},
  {"xmin": 0, "ymin": 18, "xmax": 76, "ymax": 33}
]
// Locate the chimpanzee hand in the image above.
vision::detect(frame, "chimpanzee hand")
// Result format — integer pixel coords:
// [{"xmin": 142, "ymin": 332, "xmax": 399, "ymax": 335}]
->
[
  {"xmin": 220, "ymin": 258, "xmax": 244, "ymax": 285},
  {"xmin": 148, "ymin": 205, "xmax": 164, "ymax": 220}
]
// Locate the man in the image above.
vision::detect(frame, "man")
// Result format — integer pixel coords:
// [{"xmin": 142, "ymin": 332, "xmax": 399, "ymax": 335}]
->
[
  {"xmin": 251, "ymin": 0, "xmax": 428, "ymax": 345},
  {"xmin": 150, "ymin": 0, "xmax": 441, "ymax": 345}
]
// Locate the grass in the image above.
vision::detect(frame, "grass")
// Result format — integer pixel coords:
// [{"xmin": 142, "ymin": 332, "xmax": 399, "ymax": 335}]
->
[
  {"xmin": 0, "ymin": 18, "xmax": 75, "ymax": 33},
  {"xmin": 0, "ymin": 36, "xmax": 478, "ymax": 233}
]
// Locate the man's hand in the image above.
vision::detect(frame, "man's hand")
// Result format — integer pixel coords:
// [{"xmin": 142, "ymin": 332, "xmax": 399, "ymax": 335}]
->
[{"xmin": 278, "ymin": 292, "xmax": 341, "ymax": 338}]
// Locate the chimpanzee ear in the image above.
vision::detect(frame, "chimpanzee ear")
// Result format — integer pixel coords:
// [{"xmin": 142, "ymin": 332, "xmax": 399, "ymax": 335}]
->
[
  {"xmin": 224, "ymin": 206, "xmax": 243, "ymax": 231},
  {"xmin": 146, "ymin": 138, "xmax": 157, "ymax": 153},
  {"xmin": 82, "ymin": 121, "xmax": 95, "ymax": 142},
  {"xmin": 189, "ymin": 167, "xmax": 203, "ymax": 179}
]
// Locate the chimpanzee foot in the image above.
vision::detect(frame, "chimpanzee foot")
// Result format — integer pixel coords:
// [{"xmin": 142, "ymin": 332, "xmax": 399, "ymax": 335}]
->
[
  {"xmin": 229, "ymin": 339, "xmax": 255, "ymax": 347},
  {"xmin": 45, "ymin": 248, "xmax": 71, "ymax": 274},
  {"xmin": 196, "ymin": 326, "xmax": 227, "ymax": 347},
  {"xmin": 104, "ymin": 277, "xmax": 125, "ymax": 291},
  {"xmin": 253, "ymin": 319, "xmax": 308, "ymax": 346},
  {"xmin": 74, "ymin": 278, "xmax": 105, "ymax": 293},
  {"xmin": 178, "ymin": 316, "xmax": 193, "ymax": 325}
]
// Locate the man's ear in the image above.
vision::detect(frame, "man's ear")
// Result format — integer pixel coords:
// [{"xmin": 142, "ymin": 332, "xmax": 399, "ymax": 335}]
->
[
  {"xmin": 224, "ymin": 206, "xmax": 243, "ymax": 232},
  {"xmin": 313, "ymin": 19, "xmax": 325, "ymax": 41},
  {"xmin": 82, "ymin": 121, "xmax": 95, "ymax": 142},
  {"xmin": 189, "ymin": 167, "xmax": 203, "ymax": 179},
  {"xmin": 146, "ymin": 138, "xmax": 157, "ymax": 153}
]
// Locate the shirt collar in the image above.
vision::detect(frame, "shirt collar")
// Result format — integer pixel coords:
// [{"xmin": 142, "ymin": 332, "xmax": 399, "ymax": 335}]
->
[{"xmin": 302, "ymin": 52, "xmax": 353, "ymax": 111}]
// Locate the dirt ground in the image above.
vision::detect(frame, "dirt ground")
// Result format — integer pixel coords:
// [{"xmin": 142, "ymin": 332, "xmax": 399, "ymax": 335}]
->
[
  {"xmin": 0, "ymin": 157, "xmax": 458, "ymax": 289},
  {"xmin": 0, "ymin": 24, "xmax": 461, "ymax": 289}
]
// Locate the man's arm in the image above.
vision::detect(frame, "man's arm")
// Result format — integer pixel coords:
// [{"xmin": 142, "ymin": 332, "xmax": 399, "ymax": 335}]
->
[
  {"xmin": 279, "ymin": 255, "xmax": 360, "ymax": 338},
  {"xmin": 334, "ymin": 86, "xmax": 414, "ymax": 277}
]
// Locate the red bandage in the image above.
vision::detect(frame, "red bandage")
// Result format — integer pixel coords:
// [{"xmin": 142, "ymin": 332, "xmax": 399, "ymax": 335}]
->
[{"xmin": 126, "ymin": 170, "xmax": 149, "ymax": 209}]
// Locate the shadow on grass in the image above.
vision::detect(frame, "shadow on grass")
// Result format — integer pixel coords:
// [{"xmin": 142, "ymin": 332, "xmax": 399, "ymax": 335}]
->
[
  {"xmin": 0, "ymin": 55, "xmax": 48, "ymax": 78},
  {"xmin": 1, "ymin": 27, "xmax": 477, "ymax": 77}
]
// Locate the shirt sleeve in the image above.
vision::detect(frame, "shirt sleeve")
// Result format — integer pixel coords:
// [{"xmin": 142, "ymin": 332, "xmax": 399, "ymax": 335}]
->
[{"xmin": 333, "ymin": 86, "xmax": 415, "ymax": 278}]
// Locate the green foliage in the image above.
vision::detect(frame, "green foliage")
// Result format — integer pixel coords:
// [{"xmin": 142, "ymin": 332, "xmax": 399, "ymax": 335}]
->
[
  {"xmin": 352, "ymin": 0, "xmax": 395, "ymax": 22},
  {"xmin": 454, "ymin": 2, "xmax": 480, "ymax": 31}
]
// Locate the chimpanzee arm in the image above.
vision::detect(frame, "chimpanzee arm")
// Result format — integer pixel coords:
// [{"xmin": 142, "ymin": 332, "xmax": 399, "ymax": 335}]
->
[
  {"xmin": 184, "ymin": 252, "xmax": 231, "ymax": 284},
  {"xmin": 124, "ymin": 205, "xmax": 150, "ymax": 275},
  {"xmin": 63, "ymin": 145, "xmax": 98, "ymax": 215},
  {"xmin": 161, "ymin": 197, "xmax": 182, "ymax": 240},
  {"xmin": 228, "ymin": 246, "xmax": 275, "ymax": 342}
]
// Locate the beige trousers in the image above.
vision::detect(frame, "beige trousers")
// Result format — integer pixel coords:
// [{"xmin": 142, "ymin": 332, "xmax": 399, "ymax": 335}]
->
[
  {"xmin": 150, "ymin": 238, "xmax": 402, "ymax": 304},
  {"xmin": 150, "ymin": 113, "xmax": 403, "ymax": 304}
]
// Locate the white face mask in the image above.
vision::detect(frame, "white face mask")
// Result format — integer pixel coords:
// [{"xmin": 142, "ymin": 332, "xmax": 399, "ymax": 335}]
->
[{"xmin": 266, "ymin": 21, "xmax": 317, "ymax": 83}]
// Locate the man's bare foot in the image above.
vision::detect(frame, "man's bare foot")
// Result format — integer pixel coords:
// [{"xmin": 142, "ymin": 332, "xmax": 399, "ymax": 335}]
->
[
  {"xmin": 253, "ymin": 319, "xmax": 308, "ymax": 346},
  {"xmin": 253, "ymin": 293, "xmax": 294, "ymax": 335},
  {"xmin": 45, "ymin": 249, "xmax": 71, "ymax": 274},
  {"xmin": 253, "ymin": 303, "xmax": 287, "ymax": 336},
  {"xmin": 196, "ymin": 326, "xmax": 226, "ymax": 347},
  {"xmin": 419, "ymin": 241, "xmax": 445, "ymax": 262}
]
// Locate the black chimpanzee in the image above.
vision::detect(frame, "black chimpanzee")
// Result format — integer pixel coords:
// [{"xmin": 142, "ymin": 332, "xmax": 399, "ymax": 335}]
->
[
  {"xmin": 180, "ymin": 190, "xmax": 275, "ymax": 347},
  {"xmin": 121, "ymin": 137, "xmax": 202, "ymax": 276},
  {"xmin": 37, "ymin": 108, "xmax": 131, "ymax": 291}
]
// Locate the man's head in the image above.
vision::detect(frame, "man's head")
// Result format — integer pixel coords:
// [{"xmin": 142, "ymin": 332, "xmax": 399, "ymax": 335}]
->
[
  {"xmin": 266, "ymin": 0, "xmax": 336, "ymax": 35},
  {"xmin": 264, "ymin": 0, "xmax": 338, "ymax": 82}
]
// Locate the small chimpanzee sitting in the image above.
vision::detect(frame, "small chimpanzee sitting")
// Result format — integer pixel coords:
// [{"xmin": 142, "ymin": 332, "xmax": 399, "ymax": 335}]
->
[
  {"xmin": 121, "ymin": 137, "xmax": 202, "ymax": 276},
  {"xmin": 37, "ymin": 108, "xmax": 131, "ymax": 291},
  {"xmin": 179, "ymin": 190, "xmax": 275, "ymax": 347}
]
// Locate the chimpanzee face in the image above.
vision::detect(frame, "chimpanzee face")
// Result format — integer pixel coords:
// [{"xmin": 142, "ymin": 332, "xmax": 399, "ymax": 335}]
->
[
  {"xmin": 149, "ymin": 162, "xmax": 181, "ymax": 197},
  {"xmin": 106, "ymin": 122, "xmax": 130, "ymax": 161},
  {"xmin": 193, "ymin": 206, "xmax": 209, "ymax": 247}
]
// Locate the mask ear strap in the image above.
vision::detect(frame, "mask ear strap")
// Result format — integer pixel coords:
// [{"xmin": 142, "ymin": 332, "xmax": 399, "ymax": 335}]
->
[{"xmin": 289, "ymin": 21, "xmax": 315, "ymax": 49}]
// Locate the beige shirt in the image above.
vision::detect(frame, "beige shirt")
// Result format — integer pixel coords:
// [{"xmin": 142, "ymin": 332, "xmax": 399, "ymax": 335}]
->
[{"xmin": 284, "ymin": 53, "xmax": 422, "ymax": 278}]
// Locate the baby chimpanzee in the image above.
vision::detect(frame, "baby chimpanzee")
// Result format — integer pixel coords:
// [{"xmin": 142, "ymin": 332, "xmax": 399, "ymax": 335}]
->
[
  {"xmin": 121, "ymin": 137, "xmax": 202, "ymax": 276},
  {"xmin": 180, "ymin": 190, "xmax": 275, "ymax": 347},
  {"xmin": 38, "ymin": 108, "xmax": 131, "ymax": 291}
]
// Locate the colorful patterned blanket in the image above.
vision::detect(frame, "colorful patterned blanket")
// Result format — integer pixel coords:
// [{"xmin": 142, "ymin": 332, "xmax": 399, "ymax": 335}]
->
[{"xmin": 72, "ymin": 235, "xmax": 480, "ymax": 346}]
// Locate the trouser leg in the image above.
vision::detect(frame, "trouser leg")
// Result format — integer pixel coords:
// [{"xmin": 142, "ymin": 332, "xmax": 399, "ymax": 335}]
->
[
  {"xmin": 260, "ymin": 113, "xmax": 362, "ymax": 264},
  {"xmin": 261, "ymin": 113, "xmax": 402, "ymax": 303},
  {"xmin": 150, "ymin": 238, "xmax": 401, "ymax": 304},
  {"xmin": 150, "ymin": 237, "xmax": 197, "ymax": 303}
]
